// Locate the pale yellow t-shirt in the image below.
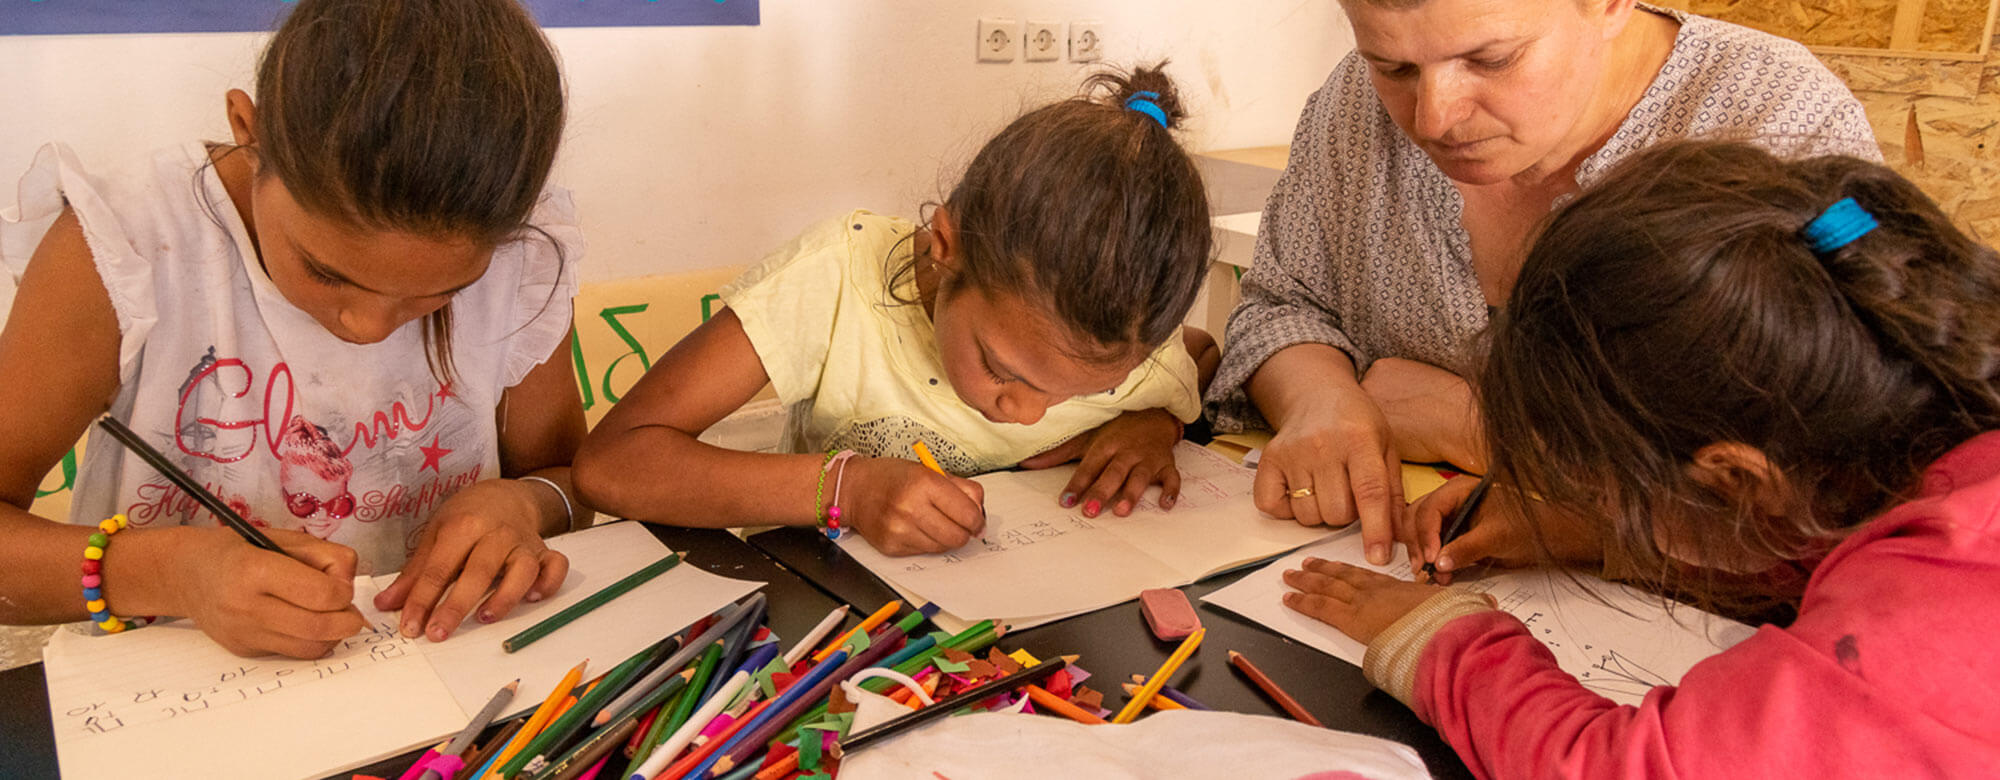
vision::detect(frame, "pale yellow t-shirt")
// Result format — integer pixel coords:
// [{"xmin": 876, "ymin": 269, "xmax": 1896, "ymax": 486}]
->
[{"xmin": 721, "ymin": 210, "xmax": 1201, "ymax": 476}]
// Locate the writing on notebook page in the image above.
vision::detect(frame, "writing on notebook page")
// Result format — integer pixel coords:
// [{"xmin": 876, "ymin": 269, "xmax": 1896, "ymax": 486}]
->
[{"xmin": 51, "ymin": 585, "xmax": 417, "ymax": 741}]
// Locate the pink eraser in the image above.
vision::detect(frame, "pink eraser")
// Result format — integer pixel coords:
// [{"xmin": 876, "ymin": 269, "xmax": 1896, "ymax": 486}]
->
[{"xmin": 1140, "ymin": 588, "xmax": 1200, "ymax": 640}]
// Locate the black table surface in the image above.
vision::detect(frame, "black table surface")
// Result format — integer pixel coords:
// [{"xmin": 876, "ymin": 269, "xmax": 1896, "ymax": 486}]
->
[
  {"xmin": 750, "ymin": 526, "xmax": 1475, "ymax": 780},
  {"xmin": 0, "ymin": 523, "xmax": 845, "ymax": 780}
]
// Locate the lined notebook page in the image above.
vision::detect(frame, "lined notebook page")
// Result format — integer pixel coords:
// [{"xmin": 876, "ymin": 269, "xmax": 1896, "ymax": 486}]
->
[{"xmin": 43, "ymin": 521, "xmax": 761, "ymax": 780}]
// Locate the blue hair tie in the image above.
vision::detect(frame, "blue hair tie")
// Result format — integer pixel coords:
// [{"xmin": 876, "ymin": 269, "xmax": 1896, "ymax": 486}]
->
[
  {"xmin": 1802, "ymin": 197, "xmax": 1879, "ymax": 256},
  {"xmin": 1124, "ymin": 90, "xmax": 1168, "ymax": 129}
]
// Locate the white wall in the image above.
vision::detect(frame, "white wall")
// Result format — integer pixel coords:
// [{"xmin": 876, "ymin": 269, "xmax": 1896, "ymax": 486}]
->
[{"xmin": 0, "ymin": 1, "xmax": 1352, "ymax": 293}]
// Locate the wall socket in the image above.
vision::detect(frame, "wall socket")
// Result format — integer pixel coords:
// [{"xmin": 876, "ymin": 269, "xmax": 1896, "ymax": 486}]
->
[
  {"xmin": 1069, "ymin": 20, "xmax": 1104, "ymax": 62},
  {"xmin": 1024, "ymin": 20, "xmax": 1063, "ymax": 62},
  {"xmin": 977, "ymin": 18, "xmax": 1020, "ymax": 63}
]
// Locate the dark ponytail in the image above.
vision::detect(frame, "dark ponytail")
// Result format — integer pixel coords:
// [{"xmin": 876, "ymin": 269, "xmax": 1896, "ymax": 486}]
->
[
  {"xmin": 914, "ymin": 61, "xmax": 1211, "ymax": 362},
  {"xmin": 1479, "ymin": 140, "xmax": 2000, "ymax": 614}
]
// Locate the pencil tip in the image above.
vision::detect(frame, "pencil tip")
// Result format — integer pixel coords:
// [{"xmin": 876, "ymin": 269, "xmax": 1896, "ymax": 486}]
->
[{"xmin": 1227, "ymin": 650, "xmax": 1242, "ymax": 660}]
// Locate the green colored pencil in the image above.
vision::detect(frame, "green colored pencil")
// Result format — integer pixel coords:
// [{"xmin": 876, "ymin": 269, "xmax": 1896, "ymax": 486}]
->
[
  {"xmin": 504, "ymin": 552, "xmax": 683, "ymax": 653},
  {"xmin": 768, "ymin": 620, "xmax": 998, "ymax": 748},
  {"xmin": 626, "ymin": 641, "xmax": 722, "ymax": 774},
  {"xmin": 497, "ymin": 638, "xmax": 665, "ymax": 779}
]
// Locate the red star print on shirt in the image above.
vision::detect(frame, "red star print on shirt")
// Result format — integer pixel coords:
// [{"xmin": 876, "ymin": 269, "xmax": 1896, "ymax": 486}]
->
[{"xmin": 418, "ymin": 434, "xmax": 453, "ymax": 474}]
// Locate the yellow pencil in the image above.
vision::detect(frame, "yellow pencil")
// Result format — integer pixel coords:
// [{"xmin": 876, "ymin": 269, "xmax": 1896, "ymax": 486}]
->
[
  {"xmin": 911, "ymin": 440, "xmax": 945, "ymax": 475},
  {"xmin": 1119, "ymin": 682, "xmax": 1187, "ymax": 711},
  {"xmin": 482, "ymin": 659, "xmax": 586, "ymax": 780},
  {"xmin": 812, "ymin": 599, "xmax": 902, "ymax": 663},
  {"xmin": 1112, "ymin": 628, "xmax": 1204, "ymax": 724}
]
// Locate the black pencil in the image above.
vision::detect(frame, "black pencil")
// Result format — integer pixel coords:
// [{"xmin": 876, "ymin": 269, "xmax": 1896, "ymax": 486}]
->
[
  {"xmin": 94, "ymin": 415, "xmax": 293, "ymax": 558},
  {"xmin": 836, "ymin": 658, "xmax": 1069, "ymax": 757},
  {"xmin": 1421, "ymin": 473, "xmax": 1493, "ymax": 582}
]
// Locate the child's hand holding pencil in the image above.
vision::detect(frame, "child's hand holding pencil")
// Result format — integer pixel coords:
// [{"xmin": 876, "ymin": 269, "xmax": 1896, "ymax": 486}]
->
[{"xmin": 837, "ymin": 452, "xmax": 986, "ymax": 557}]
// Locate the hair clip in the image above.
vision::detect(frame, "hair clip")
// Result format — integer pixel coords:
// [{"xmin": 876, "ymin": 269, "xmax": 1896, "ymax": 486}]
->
[
  {"xmin": 1124, "ymin": 90, "xmax": 1168, "ymax": 129},
  {"xmin": 1802, "ymin": 197, "xmax": 1879, "ymax": 256}
]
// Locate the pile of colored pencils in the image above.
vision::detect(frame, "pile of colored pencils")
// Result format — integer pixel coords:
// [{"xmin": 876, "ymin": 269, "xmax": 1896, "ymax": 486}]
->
[{"xmin": 403, "ymin": 597, "xmax": 1124, "ymax": 780}]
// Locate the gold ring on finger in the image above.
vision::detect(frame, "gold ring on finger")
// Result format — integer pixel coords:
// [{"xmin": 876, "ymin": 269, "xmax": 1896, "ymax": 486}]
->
[{"xmin": 1287, "ymin": 487, "xmax": 1315, "ymax": 499}]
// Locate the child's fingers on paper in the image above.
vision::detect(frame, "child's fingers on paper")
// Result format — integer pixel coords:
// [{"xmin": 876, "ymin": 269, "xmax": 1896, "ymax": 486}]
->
[
  {"xmin": 372, "ymin": 522, "xmax": 443, "ymax": 610},
  {"xmin": 1305, "ymin": 557, "xmax": 1398, "ymax": 586},
  {"xmin": 427, "ymin": 536, "xmax": 525, "ymax": 639},
  {"xmin": 528, "ymin": 549, "xmax": 569, "ymax": 603},
  {"xmin": 232, "ymin": 623, "xmax": 345, "ymax": 660},
  {"xmin": 1110, "ymin": 463, "xmax": 1161, "ymax": 516},
  {"xmin": 1281, "ymin": 566, "xmax": 1356, "ymax": 600},
  {"xmin": 1076, "ymin": 453, "xmax": 1140, "ymax": 516},
  {"xmin": 1280, "ymin": 590, "xmax": 1354, "ymax": 630},
  {"xmin": 474, "ymin": 548, "xmax": 545, "ymax": 624},
  {"xmin": 389, "ymin": 532, "xmax": 479, "ymax": 638},
  {"xmin": 1061, "ymin": 445, "xmax": 1120, "ymax": 510}
]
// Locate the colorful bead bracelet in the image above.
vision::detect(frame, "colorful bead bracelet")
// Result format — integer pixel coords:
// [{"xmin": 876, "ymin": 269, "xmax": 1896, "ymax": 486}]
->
[
  {"xmin": 816, "ymin": 449, "xmax": 858, "ymax": 540},
  {"xmin": 83, "ymin": 514, "xmax": 155, "ymax": 633}
]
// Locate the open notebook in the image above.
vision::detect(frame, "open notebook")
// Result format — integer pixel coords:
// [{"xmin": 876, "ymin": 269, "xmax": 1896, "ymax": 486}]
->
[
  {"xmin": 41, "ymin": 521, "xmax": 761, "ymax": 780},
  {"xmin": 835, "ymin": 442, "xmax": 1338, "ymax": 629}
]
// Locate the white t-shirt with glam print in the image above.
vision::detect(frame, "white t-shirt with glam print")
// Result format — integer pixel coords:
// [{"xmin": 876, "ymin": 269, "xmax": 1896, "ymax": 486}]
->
[{"xmin": 0, "ymin": 143, "xmax": 581, "ymax": 574}]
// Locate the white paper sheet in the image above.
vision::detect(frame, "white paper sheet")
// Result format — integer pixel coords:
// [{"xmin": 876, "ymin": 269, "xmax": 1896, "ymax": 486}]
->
[
  {"xmin": 43, "ymin": 521, "xmax": 763, "ymax": 780},
  {"xmin": 836, "ymin": 442, "xmax": 1334, "ymax": 625},
  {"xmin": 1201, "ymin": 530, "xmax": 1757, "ymax": 706}
]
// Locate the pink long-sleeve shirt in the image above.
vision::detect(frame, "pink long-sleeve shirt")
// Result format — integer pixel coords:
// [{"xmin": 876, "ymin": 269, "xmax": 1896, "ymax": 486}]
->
[{"xmin": 1414, "ymin": 432, "xmax": 2000, "ymax": 778}]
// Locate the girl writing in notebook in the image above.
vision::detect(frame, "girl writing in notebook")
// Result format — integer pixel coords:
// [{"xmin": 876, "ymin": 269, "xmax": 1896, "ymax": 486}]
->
[
  {"xmin": 1286, "ymin": 141, "xmax": 2000, "ymax": 774},
  {"xmin": 0, "ymin": 0, "xmax": 587, "ymax": 658},
  {"xmin": 577, "ymin": 65, "xmax": 1218, "ymax": 556}
]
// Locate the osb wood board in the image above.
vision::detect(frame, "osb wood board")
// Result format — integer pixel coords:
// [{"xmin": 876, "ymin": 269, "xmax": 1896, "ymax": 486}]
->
[
  {"xmin": 1822, "ymin": 53, "xmax": 1987, "ymax": 97},
  {"xmin": 1663, "ymin": 0, "xmax": 1997, "ymax": 59},
  {"xmin": 1859, "ymin": 90, "xmax": 2000, "ymax": 241}
]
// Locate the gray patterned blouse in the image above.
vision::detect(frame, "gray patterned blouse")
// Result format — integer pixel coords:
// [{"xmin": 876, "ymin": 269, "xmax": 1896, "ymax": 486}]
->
[{"xmin": 1206, "ymin": 9, "xmax": 1882, "ymax": 431}]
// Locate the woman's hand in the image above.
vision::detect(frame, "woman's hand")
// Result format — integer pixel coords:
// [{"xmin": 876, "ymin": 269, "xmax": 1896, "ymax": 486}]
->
[
  {"xmin": 1252, "ymin": 384, "xmax": 1405, "ymax": 565},
  {"xmin": 1281, "ymin": 557, "xmax": 1450, "ymax": 645},
  {"xmin": 1359, "ymin": 358, "xmax": 1486, "ymax": 473},
  {"xmin": 841, "ymin": 457, "xmax": 986, "ymax": 557},
  {"xmin": 374, "ymin": 479, "xmax": 570, "ymax": 641},
  {"xmin": 1019, "ymin": 409, "xmax": 1183, "ymax": 518},
  {"xmin": 169, "ymin": 527, "xmax": 369, "ymax": 659}
]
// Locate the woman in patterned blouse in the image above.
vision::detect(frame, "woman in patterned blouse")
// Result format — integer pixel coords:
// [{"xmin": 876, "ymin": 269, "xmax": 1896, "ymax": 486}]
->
[{"xmin": 1205, "ymin": 0, "xmax": 1879, "ymax": 570}]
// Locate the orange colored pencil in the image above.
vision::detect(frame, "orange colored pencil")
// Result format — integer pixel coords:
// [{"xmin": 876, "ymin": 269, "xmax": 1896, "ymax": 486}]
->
[
  {"xmin": 1228, "ymin": 650, "xmax": 1322, "ymax": 727},
  {"xmin": 481, "ymin": 659, "xmax": 587, "ymax": 780},
  {"xmin": 751, "ymin": 750, "xmax": 799, "ymax": 780},
  {"xmin": 1119, "ymin": 682, "xmax": 1186, "ymax": 711},
  {"xmin": 811, "ymin": 600, "xmax": 901, "ymax": 662},
  {"xmin": 1025, "ymin": 684, "xmax": 1107, "ymax": 724},
  {"xmin": 1112, "ymin": 628, "xmax": 1203, "ymax": 724}
]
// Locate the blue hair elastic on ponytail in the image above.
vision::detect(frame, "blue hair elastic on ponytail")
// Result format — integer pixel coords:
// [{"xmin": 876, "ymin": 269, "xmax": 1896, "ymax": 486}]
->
[
  {"xmin": 1802, "ymin": 197, "xmax": 1879, "ymax": 256},
  {"xmin": 1124, "ymin": 90, "xmax": 1169, "ymax": 129}
]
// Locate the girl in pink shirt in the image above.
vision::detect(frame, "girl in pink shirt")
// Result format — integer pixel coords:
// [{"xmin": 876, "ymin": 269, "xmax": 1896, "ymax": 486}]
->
[{"xmin": 1284, "ymin": 140, "xmax": 2000, "ymax": 777}]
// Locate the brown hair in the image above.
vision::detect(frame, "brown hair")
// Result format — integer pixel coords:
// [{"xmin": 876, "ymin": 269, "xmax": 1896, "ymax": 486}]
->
[
  {"xmin": 1481, "ymin": 140, "xmax": 2000, "ymax": 613},
  {"xmin": 904, "ymin": 62, "xmax": 1212, "ymax": 362},
  {"xmin": 252, "ymin": 0, "xmax": 566, "ymax": 380}
]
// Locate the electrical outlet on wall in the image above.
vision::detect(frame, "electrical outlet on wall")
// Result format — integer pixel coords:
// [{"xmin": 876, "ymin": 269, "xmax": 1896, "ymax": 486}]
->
[
  {"xmin": 977, "ymin": 18, "xmax": 1020, "ymax": 63},
  {"xmin": 1069, "ymin": 20, "xmax": 1104, "ymax": 62},
  {"xmin": 1024, "ymin": 20, "xmax": 1063, "ymax": 62}
]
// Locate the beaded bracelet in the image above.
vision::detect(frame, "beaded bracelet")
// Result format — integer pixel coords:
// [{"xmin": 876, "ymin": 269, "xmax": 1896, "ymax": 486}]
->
[
  {"xmin": 816, "ymin": 449, "xmax": 858, "ymax": 540},
  {"xmin": 82, "ymin": 514, "xmax": 155, "ymax": 633}
]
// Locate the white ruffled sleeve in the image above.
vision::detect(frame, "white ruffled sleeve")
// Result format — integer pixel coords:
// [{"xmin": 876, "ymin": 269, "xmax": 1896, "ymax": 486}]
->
[
  {"xmin": 0, "ymin": 143, "xmax": 159, "ymax": 381},
  {"xmin": 498, "ymin": 188, "xmax": 585, "ymax": 388}
]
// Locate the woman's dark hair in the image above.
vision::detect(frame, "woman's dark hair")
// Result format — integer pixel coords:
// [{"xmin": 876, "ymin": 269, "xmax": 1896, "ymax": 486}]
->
[
  {"xmin": 1482, "ymin": 140, "xmax": 2000, "ymax": 613},
  {"xmin": 253, "ymin": 0, "xmax": 566, "ymax": 380},
  {"xmin": 906, "ymin": 62, "xmax": 1211, "ymax": 362}
]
